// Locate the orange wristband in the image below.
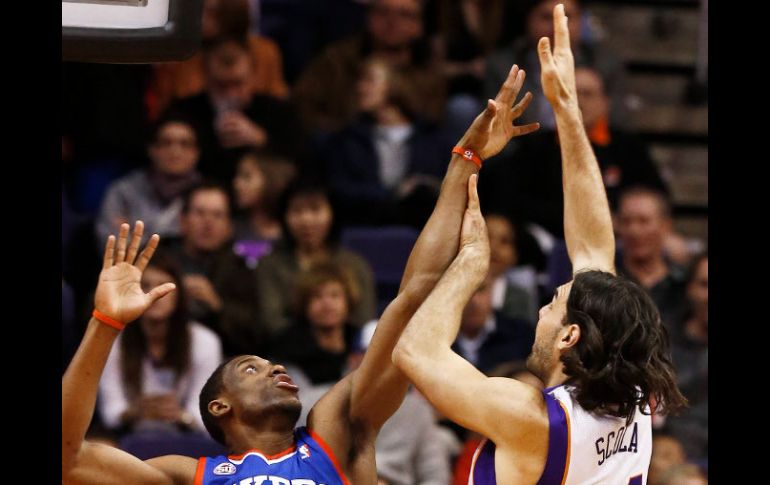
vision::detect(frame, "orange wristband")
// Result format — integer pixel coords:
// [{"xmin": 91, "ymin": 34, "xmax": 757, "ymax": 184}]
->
[
  {"xmin": 92, "ymin": 309, "xmax": 125, "ymax": 331},
  {"xmin": 452, "ymin": 146, "xmax": 483, "ymax": 168}
]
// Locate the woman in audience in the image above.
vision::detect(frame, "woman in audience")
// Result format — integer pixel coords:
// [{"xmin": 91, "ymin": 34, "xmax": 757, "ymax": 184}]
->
[
  {"xmin": 96, "ymin": 116, "xmax": 201, "ymax": 243},
  {"xmin": 231, "ymin": 149, "xmax": 296, "ymax": 267},
  {"xmin": 255, "ymin": 178, "xmax": 376, "ymax": 335},
  {"xmin": 269, "ymin": 262, "xmax": 360, "ymax": 385},
  {"xmin": 98, "ymin": 253, "xmax": 223, "ymax": 435}
]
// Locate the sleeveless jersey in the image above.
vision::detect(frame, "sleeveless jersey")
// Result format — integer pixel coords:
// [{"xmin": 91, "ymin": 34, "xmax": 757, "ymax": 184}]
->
[
  {"xmin": 195, "ymin": 427, "xmax": 349, "ymax": 485},
  {"xmin": 469, "ymin": 384, "xmax": 652, "ymax": 484}
]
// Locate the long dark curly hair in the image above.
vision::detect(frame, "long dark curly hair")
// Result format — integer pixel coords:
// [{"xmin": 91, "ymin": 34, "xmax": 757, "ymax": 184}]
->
[{"xmin": 561, "ymin": 270, "xmax": 687, "ymax": 423}]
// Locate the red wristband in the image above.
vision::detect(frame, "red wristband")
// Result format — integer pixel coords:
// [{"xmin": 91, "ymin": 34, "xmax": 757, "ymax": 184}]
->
[
  {"xmin": 452, "ymin": 146, "xmax": 483, "ymax": 168},
  {"xmin": 92, "ymin": 309, "xmax": 125, "ymax": 331}
]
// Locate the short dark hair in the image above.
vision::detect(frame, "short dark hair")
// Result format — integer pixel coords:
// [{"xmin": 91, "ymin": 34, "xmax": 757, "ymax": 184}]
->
[
  {"xmin": 618, "ymin": 186, "xmax": 672, "ymax": 219},
  {"xmin": 182, "ymin": 181, "xmax": 232, "ymax": 216},
  {"xmin": 149, "ymin": 114, "xmax": 199, "ymax": 146},
  {"xmin": 278, "ymin": 177, "xmax": 341, "ymax": 248},
  {"xmin": 203, "ymin": 36, "xmax": 252, "ymax": 72},
  {"xmin": 199, "ymin": 356, "xmax": 240, "ymax": 445},
  {"xmin": 561, "ymin": 270, "xmax": 687, "ymax": 423}
]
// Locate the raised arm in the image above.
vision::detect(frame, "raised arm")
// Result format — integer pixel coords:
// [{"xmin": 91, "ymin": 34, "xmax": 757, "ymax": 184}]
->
[
  {"xmin": 392, "ymin": 176, "xmax": 547, "ymax": 448},
  {"xmin": 309, "ymin": 67, "xmax": 539, "ymax": 439},
  {"xmin": 538, "ymin": 4, "xmax": 616, "ymax": 274},
  {"xmin": 347, "ymin": 66, "xmax": 541, "ymax": 427},
  {"xmin": 62, "ymin": 222, "xmax": 196, "ymax": 484}
]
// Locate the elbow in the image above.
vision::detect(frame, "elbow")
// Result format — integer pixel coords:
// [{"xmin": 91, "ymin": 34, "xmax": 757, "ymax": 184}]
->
[
  {"xmin": 391, "ymin": 339, "xmax": 414, "ymax": 372},
  {"xmin": 62, "ymin": 442, "xmax": 82, "ymax": 481}
]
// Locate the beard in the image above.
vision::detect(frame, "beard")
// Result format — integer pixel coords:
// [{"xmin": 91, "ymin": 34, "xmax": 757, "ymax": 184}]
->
[
  {"xmin": 277, "ymin": 399, "xmax": 302, "ymax": 425},
  {"xmin": 244, "ymin": 394, "xmax": 303, "ymax": 431},
  {"xmin": 526, "ymin": 328, "xmax": 559, "ymax": 382},
  {"xmin": 526, "ymin": 346, "xmax": 546, "ymax": 382}
]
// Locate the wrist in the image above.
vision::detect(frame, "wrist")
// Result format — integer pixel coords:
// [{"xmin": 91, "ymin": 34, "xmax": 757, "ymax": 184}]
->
[
  {"xmin": 92, "ymin": 309, "xmax": 125, "ymax": 331},
  {"xmin": 552, "ymin": 98, "xmax": 581, "ymax": 119},
  {"xmin": 457, "ymin": 247, "xmax": 490, "ymax": 279},
  {"xmin": 451, "ymin": 146, "xmax": 483, "ymax": 168}
]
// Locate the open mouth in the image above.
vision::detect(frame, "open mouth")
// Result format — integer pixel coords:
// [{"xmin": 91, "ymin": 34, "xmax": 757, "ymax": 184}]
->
[{"xmin": 273, "ymin": 373, "xmax": 299, "ymax": 392}]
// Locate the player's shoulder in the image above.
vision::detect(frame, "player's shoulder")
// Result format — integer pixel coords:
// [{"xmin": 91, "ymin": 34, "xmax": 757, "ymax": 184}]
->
[{"xmin": 486, "ymin": 378, "xmax": 550, "ymax": 440}]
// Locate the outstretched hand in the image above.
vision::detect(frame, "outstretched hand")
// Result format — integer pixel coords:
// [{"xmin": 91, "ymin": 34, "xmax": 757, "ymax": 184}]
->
[
  {"xmin": 457, "ymin": 65, "xmax": 540, "ymax": 160},
  {"xmin": 459, "ymin": 174, "xmax": 490, "ymax": 280},
  {"xmin": 537, "ymin": 3, "xmax": 578, "ymax": 111},
  {"xmin": 94, "ymin": 221, "xmax": 176, "ymax": 324}
]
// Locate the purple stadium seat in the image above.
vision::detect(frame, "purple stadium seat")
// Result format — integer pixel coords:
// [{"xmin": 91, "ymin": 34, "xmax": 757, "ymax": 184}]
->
[{"xmin": 340, "ymin": 226, "xmax": 419, "ymax": 314}]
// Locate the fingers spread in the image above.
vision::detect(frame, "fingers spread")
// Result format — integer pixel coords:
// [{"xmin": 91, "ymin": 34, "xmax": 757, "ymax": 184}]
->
[
  {"xmin": 102, "ymin": 235, "xmax": 115, "ymax": 270},
  {"xmin": 471, "ymin": 99, "xmax": 497, "ymax": 134},
  {"xmin": 125, "ymin": 221, "xmax": 144, "ymax": 265},
  {"xmin": 495, "ymin": 64, "xmax": 520, "ymax": 105},
  {"xmin": 135, "ymin": 234, "xmax": 160, "ymax": 272},
  {"xmin": 554, "ymin": 3, "xmax": 571, "ymax": 54},
  {"xmin": 511, "ymin": 92, "xmax": 534, "ymax": 118},
  {"xmin": 514, "ymin": 122, "xmax": 541, "ymax": 136},
  {"xmin": 511, "ymin": 68, "xmax": 526, "ymax": 104},
  {"xmin": 116, "ymin": 223, "xmax": 129, "ymax": 263},
  {"xmin": 537, "ymin": 37, "xmax": 555, "ymax": 70},
  {"xmin": 148, "ymin": 282, "xmax": 177, "ymax": 303}
]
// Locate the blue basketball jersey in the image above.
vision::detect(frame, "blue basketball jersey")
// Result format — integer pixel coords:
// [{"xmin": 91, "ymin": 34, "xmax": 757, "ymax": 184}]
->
[{"xmin": 195, "ymin": 427, "xmax": 349, "ymax": 485}]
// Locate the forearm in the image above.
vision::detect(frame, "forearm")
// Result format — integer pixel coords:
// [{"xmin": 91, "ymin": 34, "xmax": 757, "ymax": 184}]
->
[
  {"xmin": 62, "ymin": 318, "xmax": 120, "ymax": 473},
  {"xmin": 554, "ymin": 105, "xmax": 615, "ymax": 271},
  {"xmin": 399, "ymin": 154, "xmax": 477, "ymax": 295},
  {"xmin": 349, "ymin": 152, "xmax": 476, "ymax": 427},
  {"xmin": 395, "ymin": 250, "xmax": 485, "ymax": 362}
]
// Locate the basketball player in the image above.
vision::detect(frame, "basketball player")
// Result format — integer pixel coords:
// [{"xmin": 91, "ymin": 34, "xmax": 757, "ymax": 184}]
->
[
  {"xmin": 62, "ymin": 64, "xmax": 540, "ymax": 483},
  {"xmin": 392, "ymin": 4, "xmax": 687, "ymax": 484}
]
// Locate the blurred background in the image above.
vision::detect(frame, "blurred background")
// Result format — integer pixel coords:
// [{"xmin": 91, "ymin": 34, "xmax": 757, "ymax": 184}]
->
[{"xmin": 61, "ymin": 1, "xmax": 708, "ymax": 483}]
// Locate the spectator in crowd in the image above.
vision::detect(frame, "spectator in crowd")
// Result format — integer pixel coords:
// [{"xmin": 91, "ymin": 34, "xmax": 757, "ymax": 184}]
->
[
  {"xmin": 96, "ymin": 116, "xmax": 202, "ymax": 244},
  {"xmin": 98, "ymin": 253, "xmax": 223, "ymax": 435},
  {"xmin": 657, "ymin": 464, "xmax": 707, "ymax": 485},
  {"xmin": 158, "ymin": 182, "xmax": 260, "ymax": 356},
  {"xmin": 432, "ymin": 0, "xmax": 506, "ymax": 138},
  {"xmin": 166, "ymin": 37, "xmax": 300, "ymax": 184},
  {"xmin": 269, "ymin": 262, "xmax": 361, "ymax": 385},
  {"xmin": 148, "ymin": 0, "xmax": 288, "ymax": 119},
  {"xmin": 293, "ymin": 0, "xmax": 445, "ymax": 134},
  {"xmin": 616, "ymin": 186, "xmax": 687, "ymax": 328},
  {"xmin": 257, "ymin": 0, "xmax": 369, "ymax": 84},
  {"xmin": 325, "ymin": 57, "xmax": 451, "ymax": 227},
  {"xmin": 231, "ymin": 149, "xmax": 296, "ymax": 267},
  {"xmin": 649, "ymin": 433, "xmax": 687, "ymax": 485},
  {"xmin": 255, "ymin": 179, "xmax": 376, "ymax": 335},
  {"xmin": 665, "ymin": 253, "xmax": 708, "ymax": 464},
  {"xmin": 480, "ymin": 65, "xmax": 667, "ymax": 241},
  {"xmin": 451, "ymin": 275, "xmax": 534, "ymax": 373},
  {"xmin": 484, "ymin": 0, "xmax": 627, "ymax": 130},
  {"xmin": 485, "ymin": 212, "xmax": 539, "ymax": 323},
  {"xmin": 296, "ymin": 319, "xmax": 452, "ymax": 485}
]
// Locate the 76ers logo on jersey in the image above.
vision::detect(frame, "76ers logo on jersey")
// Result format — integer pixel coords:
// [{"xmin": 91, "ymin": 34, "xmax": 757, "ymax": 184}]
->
[
  {"xmin": 299, "ymin": 444, "xmax": 311, "ymax": 459},
  {"xmin": 213, "ymin": 462, "xmax": 237, "ymax": 475}
]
